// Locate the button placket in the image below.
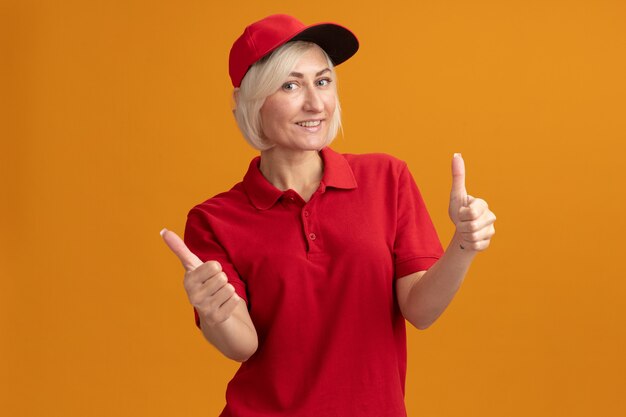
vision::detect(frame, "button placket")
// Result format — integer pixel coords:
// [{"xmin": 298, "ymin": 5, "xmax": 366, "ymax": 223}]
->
[
  {"xmin": 282, "ymin": 190, "xmax": 304, "ymax": 208},
  {"xmin": 301, "ymin": 205, "xmax": 319, "ymax": 250}
]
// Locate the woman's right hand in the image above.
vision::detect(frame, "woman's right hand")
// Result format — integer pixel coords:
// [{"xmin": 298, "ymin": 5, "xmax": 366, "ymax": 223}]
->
[{"xmin": 160, "ymin": 228, "xmax": 240, "ymax": 327}]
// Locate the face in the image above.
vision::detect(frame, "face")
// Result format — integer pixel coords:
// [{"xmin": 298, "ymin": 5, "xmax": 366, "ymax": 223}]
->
[{"xmin": 259, "ymin": 45, "xmax": 337, "ymax": 152}]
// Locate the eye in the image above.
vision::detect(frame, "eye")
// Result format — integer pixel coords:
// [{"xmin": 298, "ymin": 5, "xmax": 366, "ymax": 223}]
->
[
  {"xmin": 282, "ymin": 82, "xmax": 298, "ymax": 91},
  {"xmin": 316, "ymin": 78, "xmax": 332, "ymax": 87}
]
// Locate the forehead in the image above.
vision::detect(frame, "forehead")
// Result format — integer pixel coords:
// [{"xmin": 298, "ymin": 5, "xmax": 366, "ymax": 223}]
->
[{"xmin": 290, "ymin": 45, "xmax": 330, "ymax": 73}]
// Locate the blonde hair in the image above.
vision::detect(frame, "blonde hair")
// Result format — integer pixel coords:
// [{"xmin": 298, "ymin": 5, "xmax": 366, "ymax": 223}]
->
[{"xmin": 233, "ymin": 41, "xmax": 342, "ymax": 151}]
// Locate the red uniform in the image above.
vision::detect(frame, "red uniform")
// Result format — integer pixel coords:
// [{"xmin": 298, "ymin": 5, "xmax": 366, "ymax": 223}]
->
[{"xmin": 184, "ymin": 147, "xmax": 444, "ymax": 417}]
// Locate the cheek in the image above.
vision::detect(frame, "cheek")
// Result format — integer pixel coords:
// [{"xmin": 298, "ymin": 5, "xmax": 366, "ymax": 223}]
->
[
  {"xmin": 261, "ymin": 99, "xmax": 290, "ymax": 125},
  {"xmin": 262, "ymin": 112, "xmax": 286, "ymax": 132},
  {"xmin": 260, "ymin": 103, "xmax": 277, "ymax": 126},
  {"xmin": 260, "ymin": 103, "xmax": 291, "ymax": 140},
  {"xmin": 323, "ymin": 94, "xmax": 337, "ymax": 115}
]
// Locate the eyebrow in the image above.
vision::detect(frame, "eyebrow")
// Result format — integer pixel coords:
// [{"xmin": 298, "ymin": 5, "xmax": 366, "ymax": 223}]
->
[{"xmin": 288, "ymin": 68, "xmax": 331, "ymax": 78}]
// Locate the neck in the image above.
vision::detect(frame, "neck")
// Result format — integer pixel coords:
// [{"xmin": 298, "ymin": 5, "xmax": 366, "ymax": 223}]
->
[{"xmin": 259, "ymin": 147, "xmax": 324, "ymax": 202}]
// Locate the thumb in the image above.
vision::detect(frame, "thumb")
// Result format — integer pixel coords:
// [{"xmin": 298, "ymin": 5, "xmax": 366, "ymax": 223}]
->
[
  {"xmin": 451, "ymin": 153, "xmax": 468, "ymax": 207},
  {"xmin": 160, "ymin": 228, "xmax": 203, "ymax": 272}
]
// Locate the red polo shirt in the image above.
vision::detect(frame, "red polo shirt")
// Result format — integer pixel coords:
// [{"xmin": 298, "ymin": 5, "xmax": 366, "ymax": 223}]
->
[{"xmin": 184, "ymin": 147, "xmax": 443, "ymax": 417}]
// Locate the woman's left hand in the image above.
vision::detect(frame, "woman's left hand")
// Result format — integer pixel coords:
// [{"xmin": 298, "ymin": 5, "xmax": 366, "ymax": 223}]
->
[{"xmin": 448, "ymin": 153, "xmax": 496, "ymax": 252}]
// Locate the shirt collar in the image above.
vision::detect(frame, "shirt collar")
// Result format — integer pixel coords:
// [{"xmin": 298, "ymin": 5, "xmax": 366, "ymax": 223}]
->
[
  {"xmin": 320, "ymin": 146, "xmax": 358, "ymax": 190},
  {"xmin": 243, "ymin": 147, "xmax": 358, "ymax": 210}
]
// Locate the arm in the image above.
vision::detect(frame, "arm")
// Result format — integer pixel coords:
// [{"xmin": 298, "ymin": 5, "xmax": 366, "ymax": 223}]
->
[
  {"xmin": 396, "ymin": 232, "xmax": 475, "ymax": 329},
  {"xmin": 161, "ymin": 228, "xmax": 258, "ymax": 362},
  {"xmin": 198, "ymin": 299, "xmax": 258, "ymax": 362},
  {"xmin": 396, "ymin": 154, "xmax": 496, "ymax": 330}
]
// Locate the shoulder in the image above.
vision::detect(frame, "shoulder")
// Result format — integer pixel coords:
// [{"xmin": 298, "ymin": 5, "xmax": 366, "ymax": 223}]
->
[
  {"xmin": 342, "ymin": 151, "xmax": 407, "ymax": 169},
  {"xmin": 340, "ymin": 151, "xmax": 409, "ymax": 180},
  {"xmin": 187, "ymin": 182, "xmax": 248, "ymax": 222}
]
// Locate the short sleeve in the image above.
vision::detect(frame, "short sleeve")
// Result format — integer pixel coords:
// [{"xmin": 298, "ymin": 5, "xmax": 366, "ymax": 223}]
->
[
  {"xmin": 184, "ymin": 206, "xmax": 248, "ymax": 327},
  {"xmin": 393, "ymin": 163, "xmax": 444, "ymax": 279}
]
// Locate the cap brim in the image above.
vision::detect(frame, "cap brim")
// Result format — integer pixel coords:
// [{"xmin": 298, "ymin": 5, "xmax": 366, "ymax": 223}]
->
[{"xmin": 290, "ymin": 23, "xmax": 359, "ymax": 67}]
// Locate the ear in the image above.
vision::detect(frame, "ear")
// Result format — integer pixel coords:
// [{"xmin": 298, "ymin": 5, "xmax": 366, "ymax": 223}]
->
[
  {"xmin": 232, "ymin": 88, "xmax": 240, "ymax": 117},
  {"xmin": 233, "ymin": 88, "xmax": 240, "ymax": 106}
]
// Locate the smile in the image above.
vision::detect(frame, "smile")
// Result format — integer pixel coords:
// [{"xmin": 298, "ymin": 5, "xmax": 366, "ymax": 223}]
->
[{"xmin": 296, "ymin": 120, "xmax": 322, "ymax": 127}]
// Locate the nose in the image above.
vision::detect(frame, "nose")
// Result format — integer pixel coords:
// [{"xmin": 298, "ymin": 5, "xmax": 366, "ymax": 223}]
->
[{"xmin": 303, "ymin": 85, "xmax": 324, "ymax": 113}]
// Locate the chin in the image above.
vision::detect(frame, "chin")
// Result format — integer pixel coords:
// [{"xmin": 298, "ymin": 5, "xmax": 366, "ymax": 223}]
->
[
  {"xmin": 269, "ymin": 131, "xmax": 331, "ymax": 153},
  {"xmin": 302, "ymin": 138, "xmax": 329, "ymax": 151},
  {"xmin": 303, "ymin": 132, "xmax": 330, "ymax": 148}
]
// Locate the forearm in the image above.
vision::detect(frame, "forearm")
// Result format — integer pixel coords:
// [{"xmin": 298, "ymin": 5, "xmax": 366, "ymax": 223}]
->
[
  {"xmin": 404, "ymin": 232, "xmax": 476, "ymax": 329},
  {"xmin": 199, "ymin": 301, "xmax": 258, "ymax": 362}
]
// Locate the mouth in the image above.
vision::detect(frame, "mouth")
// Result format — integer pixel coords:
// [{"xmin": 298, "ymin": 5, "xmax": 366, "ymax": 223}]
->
[{"xmin": 295, "ymin": 120, "xmax": 322, "ymax": 128}]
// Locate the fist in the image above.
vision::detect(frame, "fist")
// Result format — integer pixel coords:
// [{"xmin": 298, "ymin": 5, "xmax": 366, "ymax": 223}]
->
[
  {"xmin": 449, "ymin": 154, "xmax": 496, "ymax": 252},
  {"xmin": 161, "ymin": 228, "xmax": 240, "ymax": 326}
]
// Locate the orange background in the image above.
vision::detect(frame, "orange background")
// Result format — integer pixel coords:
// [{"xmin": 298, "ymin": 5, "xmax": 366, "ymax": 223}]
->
[{"xmin": 2, "ymin": 1, "xmax": 625, "ymax": 416}]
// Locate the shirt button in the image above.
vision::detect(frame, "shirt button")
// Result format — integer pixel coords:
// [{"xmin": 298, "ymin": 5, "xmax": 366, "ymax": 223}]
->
[
  {"xmin": 303, "ymin": 210, "xmax": 310, "ymax": 217},
  {"xmin": 309, "ymin": 233, "xmax": 316, "ymax": 240}
]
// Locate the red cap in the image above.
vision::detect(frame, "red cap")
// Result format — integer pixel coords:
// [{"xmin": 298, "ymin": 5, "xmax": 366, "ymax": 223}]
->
[{"xmin": 229, "ymin": 14, "xmax": 359, "ymax": 88}]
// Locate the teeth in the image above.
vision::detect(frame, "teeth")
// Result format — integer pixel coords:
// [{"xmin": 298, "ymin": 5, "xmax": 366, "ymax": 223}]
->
[{"xmin": 297, "ymin": 120, "xmax": 321, "ymax": 127}]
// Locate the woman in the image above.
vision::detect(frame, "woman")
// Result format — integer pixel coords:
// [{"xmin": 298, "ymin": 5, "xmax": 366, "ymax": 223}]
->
[{"xmin": 161, "ymin": 14, "xmax": 496, "ymax": 417}]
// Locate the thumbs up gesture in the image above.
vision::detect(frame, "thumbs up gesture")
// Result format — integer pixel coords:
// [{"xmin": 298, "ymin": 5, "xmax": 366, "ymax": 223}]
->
[
  {"xmin": 448, "ymin": 154, "xmax": 496, "ymax": 252},
  {"xmin": 161, "ymin": 228, "xmax": 241, "ymax": 326}
]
